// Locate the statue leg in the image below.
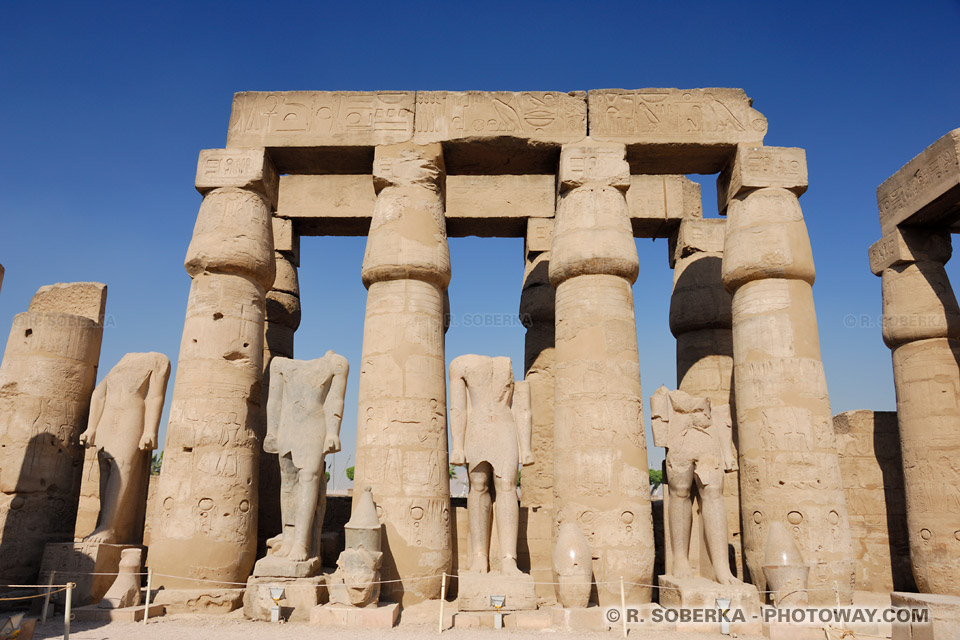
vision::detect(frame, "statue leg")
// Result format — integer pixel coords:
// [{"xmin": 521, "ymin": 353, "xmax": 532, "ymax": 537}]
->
[
  {"xmin": 269, "ymin": 454, "xmax": 297, "ymax": 555},
  {"xmin": 667, "ymin": 457, "xmax": 696, "ymax": 579},
  {"xmin": 288, "ymin": 464, "xmax": 321, "ymax": 562},
  {"xmin": 493, "ymin": 469, "xmax": 522, "ymax": 576},
  {"xmin": 85, "ymin": 451, "xmax": 120, "ymax": 543},
  {"xmin": 696, "ymin": 462, "xmax": 740, "ymax": 585},
  {"xmin": 468, "ymin": 462, "xmax": 493, "ymax": 573}
]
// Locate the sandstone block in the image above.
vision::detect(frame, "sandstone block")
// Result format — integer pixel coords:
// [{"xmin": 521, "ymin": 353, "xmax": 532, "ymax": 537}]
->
[
  {"xmin": 869, "ymin": 227, "xmax": 951, "ymax": 275},
  {"xmin": 717, "ymin": 145, "xmax": 807, "ymax": 212},
  {"xmin": 72, "ymin": 604, "xmax": 163, "ymax": 622},
  {"xmin": 151, "ymin": 588, "xmax": 244, "ymax": 614},
  {"xmin": 271, "ymin": 216, "xmax": 300, "ymax": 266},
  {"xmin": 40, "ymin": 542, "xmax": 139, "ymax": 606},
  {"xmin": 195, "ymin": 148, "xmax": 279, "ymax": 208},
  {"xmin": 309, "ymin": 602, "xmax": 399, "ymax": 628},
  {"xmin": 878, "ymin": 128, "xmax": 960, "ymax": 233},
  {"xmin": 548, "ymin": 606, "xmax": 610, "ymax": 631},
  {"xmin": 28, "ymin": 282, "xmax": 107, "ymax": 324},
  {"xmin": 525, "ymin": 218, "xmax": 554, "ymax": 255},
  {"xmin": 628, "ymin": 175, "xmax": 701, "ymax": 239},
  {"xmin": 558, "ymin": 138, "xmax": 630, "ymax": 190},
  {"xmin": 243, "ymin": 576, "xmax": 327, "ymax": 621},
  {"xmin": 446, "ymin": 175, "xmax": 554, "ymax": 237},
  {"xmin": 457, "ymin": 572, "xmax": 537, "ymax": 612},
  {"xmin": 658, "ymin": 575, "xmax": 760, "ymax": 615},
  {"xmin": 588, "ymin": 88, "xmax": 767, "ymax": 173},
  {"xmin": 891, "ymin": 591, "xmax": 960, "ymax": 640},
  {"xmin": 669, "ymin": 217, "xmax": 725, "ymax": 269},
  {"xmin": 227, "ymin": 91, "xmax": 415, "ymax": 148}
]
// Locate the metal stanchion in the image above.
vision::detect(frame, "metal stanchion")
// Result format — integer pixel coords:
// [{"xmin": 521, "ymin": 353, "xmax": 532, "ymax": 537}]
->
[
  {"xmin": 40, "ymin": 571, "xmax": 55, "ymax": 624},
  {"xmin": 64, "ymin": 582, "xmax": 75, "ymax": 640},
  {"xmin": 620, "ymin": 576, "xmax": 627, "ymax": 638},
  {"xmin": 143, "ymin": 569, "xmax": 153, "ymax": 624},
  {"xmin": 438, "ymin": 572, "xmax": 447, "ymax": 633}
]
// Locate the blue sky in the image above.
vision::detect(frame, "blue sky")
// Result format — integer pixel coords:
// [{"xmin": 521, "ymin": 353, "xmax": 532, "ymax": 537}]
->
[{"xmin": 2, "ymin": 1, "xmax": 959, "ymax": 489}]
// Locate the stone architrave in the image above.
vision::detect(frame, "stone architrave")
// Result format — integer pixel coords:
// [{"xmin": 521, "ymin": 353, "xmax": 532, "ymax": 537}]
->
[
  {"xmin": 720, "ymin": 145, "xmax": 854, "ymax": 603},
  {"xmin": 0, "ymin": 282, "xmax": 107, "ymax": 584},
  {"xmin": 353, "ymin": 142, "xmax": 452, "ymax": 605},
  {"xmin": 651, "ymin": 386, "xmax": 740, "ymax": 586},
  {"xmin": 77, "ymin": 353, "xmax": 170, "ymax": 545},
  {"xmin": 667, "ymin": 217, "xmax": 742, "ymax": 580},
  {"xmin": 449, "ymin": 356, "xmax": 534, "ymax": 579},
  {"xmin": 550, "ymin": 139, "xmax": 654, "ymax": 606},
  {"xmin": 254, "ymin": 352, "xmax": 347, "ymax": 577},
  {"xmin": 870, "ymin": 225, "xmax": 960, "ymax": 596},
  {"xmin": 149, "ymin": 148, "xmax": 277, "ymax": 590}
]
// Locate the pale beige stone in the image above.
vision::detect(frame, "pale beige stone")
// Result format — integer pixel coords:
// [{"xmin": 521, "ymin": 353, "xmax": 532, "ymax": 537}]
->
[
  {"xmin": 77, "ymin": 353, "xmax": 170, "ymax": 545},
  {"xmin": 271, "ymin": 215, "xmax": 301, "ymax": 266},
  {"xmin": 99, "ymin": 547, "xmax": 142, "ymax": 609},
  {"xmin": 242, "ymin": 575, "xmax": 326, "ymax": 621},
  {"xmin": 658, "ymin": 575, "xmax": 760, "ymax": 617},
  {"xmin": 456, "ymin": 572, "xmax": 537, "ymax": 612},
  {"xmin": 227, "ymin": 91, "xmax": 415, "ymax": 149},
  {"xmin": 651, "ymin": 386, "xmax": 739, "ymax": 585},
  {"xmin": 327, "ymin": 487, "xmax": 383, "ymax": 607},
  {"xmin": 877, "ymin": 128, "xmax": 960, "ymax": 233},
  {"xmin": 524, "ymin": 217, "xmax": 554, "ymax": 255},
  {"xmin": 550, "ymin": 138, "xmax": 654, "ymax": 606},
  {"xmin": 414, "ymin": 91, "xmax": 585, "ymax": 144},
  {"xmin": 834, "ymin": 410, "xmax": 914, "ymax": 593},
  {"xmin": 39, "ymin": 542, "xmax": 137, "ymax": 606},
  {"xmin": 588, "ymin": 89, "xmax": 767, "ymax": 173},
  {"xmin": 310, "ymin": 602, "xmax": 400, "ymax": 628},
  {"xmin": 761, "ymin": 521, "xmax": 809, "ymax": 607},
  {"xmin": 150, "ymin": 159, "xmax": 276, "ymax": 590},
  {"xmin": 869, "ymin": 226, "xmax": 951, "ymax": 275},
  {"xmin": 196, "ymin": 148, "xmax": 279, "ymax": 209},
  {"xmin": 353, "ymin": 142, "xmax": 451, "ymax": 605},
  {"xmin": 151, "ymin": 588, "xmax": 243, "ymax": 614},
  {"xmin": 723, "ymin": 168, "xmax": 854, "ymax": 603},
  {"xmin": 0, "ymin": 282, "xmax": 106, "ymax": 584},
  {"xmin": 445, "ymin": 175, "xmax": 554, "ymax": 237},
  {"xmin": 891, "ymin": 591, "xmax": 960, "ymax": 640},
  {"xmin": 717, "ymin": 145, "xmax": 808, "ymax": 213},
  {"xmin": 553, "ymin": 522, "xmax": 592, "ymax": 608},
  {"xmin": 627, "ymin": 175, "xmax": 702, "ymax": 238}
]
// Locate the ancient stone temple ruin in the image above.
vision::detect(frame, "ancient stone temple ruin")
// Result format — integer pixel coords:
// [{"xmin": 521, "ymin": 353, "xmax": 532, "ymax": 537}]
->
[{"xmin": 1, "ymin": 89, "xmax": 958, "ymax": 638}]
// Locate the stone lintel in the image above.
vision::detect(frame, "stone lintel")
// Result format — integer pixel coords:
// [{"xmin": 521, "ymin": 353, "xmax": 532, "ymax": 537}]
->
[
  {"xmin": 868, "ymin": 226, "xmax": 952, "ymax": 275},
  {"xmin": 278, "ymin": 174, "xmax": 698, "ymax": 238},
  {"xmin": 589, "ymin": 88, "xmax": 767, "ymax": 174},
  {"xmin": 195, "ymin": 148, "xmax": 279, "ymax": 208},
  {"xmin": 668, "ymin": 217, "xmax": 725, "ymax": 269},
  {"xmin": 716, "ymin": 145, "xmax": 808, "ymax": 213},
  {"xmin": 878, "ymin": 129, "xmax": 960, "ymax": 233}
]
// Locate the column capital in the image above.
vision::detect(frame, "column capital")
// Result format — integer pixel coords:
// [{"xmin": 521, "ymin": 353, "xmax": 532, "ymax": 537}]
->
[
  {"xmin": 869, "ymin": 227, "xmax": 952, "ymax": 275},
  {"xmin": 195, "ymin": 148, "xmax": 279, "ymax": 209},
  {"xmin": 373, "ymin": 142, "xmax": 444, "ymax": 193},
  {"xmin": 717, "ymin": 145, "xmax": 807, "ymax": 213},
  {"xmin": 558, "ymin": 138, "xmax": 630, "ymax": 193},
  {"xmin": 668, "ymin": 217, "xmax": 725, "ymax": 269}
]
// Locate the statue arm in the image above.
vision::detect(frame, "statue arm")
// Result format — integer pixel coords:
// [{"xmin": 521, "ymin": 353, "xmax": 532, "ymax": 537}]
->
[
  {"xmin": 448, "ymin": 361, "xmax": 467, "ymax": 466},
  {"xmin": 713, "ymin": 404, "xmax": 738, "ymax": 471},
  {"xmin": 513, "ymin": 380, "xmax": 534, "ymax": 466},
  {"xmin": 264, "ymin": 358, "xmax": 284, "ymax": 454},
  {"xmin": 79, "ymin": 378, "xmax": 107, "ymax": 447},
  {"xmin": 650, "ymin": 385, "xmax": 672, "ymax": 449},
  {"xmin": 139, "ymin": 357, "xmax": 171, "ymax": 451},
  {"xmin": 322, "ymin": 355, "xmax": 348, "ymax": 454}
]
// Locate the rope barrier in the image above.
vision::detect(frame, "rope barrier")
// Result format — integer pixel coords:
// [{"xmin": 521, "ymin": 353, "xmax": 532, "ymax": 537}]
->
[{"xmin": 0, "ymin": 587, "xmax": 69, "ymax": 602}]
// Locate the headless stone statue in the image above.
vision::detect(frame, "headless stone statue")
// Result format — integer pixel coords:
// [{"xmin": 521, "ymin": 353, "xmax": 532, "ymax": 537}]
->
[
  {"xmin": 651, "ymin": 385, "xmax": 740, "ymax": 585},
  {"xmin": 78, "ymin": 352, "xmax": 170, "ymax": 544},
  {"xmin": 262, "ymin": 352, "xmax": 347, "ymax": 568},
  {"xmin": 449, "ymin": 355, "xmax": 534, "ymax": 575}
]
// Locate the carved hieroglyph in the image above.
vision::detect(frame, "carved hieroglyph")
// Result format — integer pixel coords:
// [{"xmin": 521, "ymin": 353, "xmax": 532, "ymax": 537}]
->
[
  {"xmin": 870, "ymin": 226, "xmax": 960, "ymax": 596},
  {"xmin": 78, "ymin": 353, "xmax": 170, "ymax": 545},
  {"xmin": 353, "ymin": 142, "xmax": 451, "ymax": 605},
  {"xmin": 550, "ymin": 139, "xmax": 654, "ymax": 606},
  {"xmin": 449, "ymin": 355, "xmax": 534, "ymax": 575},
  {"xmin": 721, "ymin": 146, "xmax": 854, "ymax": 603},
  {"xmin": 150, "ymin": 148, "xmax": 276, "ymax": 589},
  {"xmin": 258, "ymin": 353, "xmax": 347, "ymax": 572},
  {"xmin": 0, "ymin": 282, "xmax": 106, "ymax": 584},
  {"xmin": 651, "ymin": 386, "xmax": 739, "ymax": 585},
  {"xmin": 667, "ymin": 217, "xmax": 743, "ymax": 580}
]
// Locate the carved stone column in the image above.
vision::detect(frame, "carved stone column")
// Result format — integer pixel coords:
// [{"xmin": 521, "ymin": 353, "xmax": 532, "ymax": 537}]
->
[
  {"xmin": 667, "ymin": 217, "xmax": 743, "ymax": 580},
  {"xmin": 353, "ymin": 142, "xmax": 451, "ymax": 605},
  {"xmin": 869, "ymin": 227, "xmax": 960, "ymax": 595},
  {"xmin": 720, "ymin": 145, "xmax": 854, "ymax": 603},
  {"xmin": 150, "ymin": 149, "xmax": 277, "ymax": 589},
  {"xmin": 550, "ymin": 139, "xmax": 654, "ymax": 606},
  {"xmin": 0, "ymin": 283, "xmax": 106, "ymax": 584}
]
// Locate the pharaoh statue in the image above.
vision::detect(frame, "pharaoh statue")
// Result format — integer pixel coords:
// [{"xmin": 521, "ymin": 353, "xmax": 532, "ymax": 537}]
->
[
  {"xmin": 258, "ymin": 352, "xmax": 347, "ymax": 572},
  {"xmin": 651, "ymin": 385, "xmax": 740, "ymax": 585},
  {"xmin": 78, "ymin": 352, "xmax": 170, "ymax": 544},
  {"xmin": 449, "ymin": 355, "xmax": 534, "ymax": 575}
]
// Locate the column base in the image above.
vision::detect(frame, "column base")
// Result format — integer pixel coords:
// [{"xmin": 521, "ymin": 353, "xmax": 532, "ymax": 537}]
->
[
  {"xmin": 892, "ymin": 591, "xmax": 960, "ymax": 640},
  {"xmin": 243, "ymin": 576, "xmax": 327, "ymax": 621},
  {"xmin": 309, "ymin": 602, "xmax": 399, "ymax": 628},
  {"xmin": 457, "ymin": 571, "xmax": 537, "ymax": 611}
]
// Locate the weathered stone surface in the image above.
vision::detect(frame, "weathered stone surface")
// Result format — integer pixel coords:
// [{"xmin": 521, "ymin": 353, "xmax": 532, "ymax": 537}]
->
[
  {"xmin": 553, "ymin": 522, "xmax": 592, "ymax": 608},
  {"xmin": 445, "ymin": 175, "xmax": 554, "ymax": 237},
  {"xmin": 77, "ymin": 353, "xmax": 170, "ymax": 546},
  {"xmin": 354, "ymin": 142, "xmax": 451, "ymax": 605},
  {"xmin": 227, "ymin": 91, "xmax": 415, "ymax": 149},
  {"xmin": 717, "ymin": 145, "xmax": 807, "ymax": 212},
  {"xmin": 151, "ymin": 588, "xmax": 244, "ymax": 614},
  {"xmin": 414, "ymin": 91, "xmax": 586, "ymax": 144},
  {"xmin": 72, "ymin": 604, "xmax": 164, "ymax": 622},
  {"xmin": 271, "ymin": 215, "xmax": 301, "ymax": 266},
  {"xmin": 243, "ymin": 575, "xmax": 326, "ymax": 621},
  {"xmin": 196, "ymin": 148, "xmax": 279, "ymax": 209},
  {"xmin": 457, "ymin": 571, "xmax": 537, "ymax": 612},
  {"xmin": 550, "ymin": 139, "xmax": 653, "ymax": 606},
  {"xmin": 658, "ymin": 575, "xmax": 760, "ymax": 616},
  {"xmin": 834, "ymin": 410, "xmax": 914, "ymax": 593},
  {"xmin": 588, "ymin": 89, "xmax": 767, "ymax": 173},
  {"xmin": 40, "ymin": 542, "xmax": 138, "ymax": 606},
  {"xmin": 310, "ymin": 602, "xmax": 399, "ymax": 628},
  {"xmin": 99, "ymin": 547, "xmax": 142, "ymax": 609},
  {"xmin": 628, "ymin": 175, "xmax": 701, "ymax": 238},
  {"xmin": 878, "ymin": 128, "xmax": 960, "ymax": 233},
  {"xmin": 0, "ymin": 282, "xmax": 107, "ymax": 584},
  {"xmin": 869, "ymin": 227, "xmax": 951, "ymax": 275},
  {"xmin": 891, "ymin": 591, "xmax": 960, "ymax": 640}
]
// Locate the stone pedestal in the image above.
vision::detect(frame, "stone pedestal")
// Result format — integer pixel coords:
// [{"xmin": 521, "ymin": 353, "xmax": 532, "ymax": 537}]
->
[
  {"xmin": 251, "ymin": 555, "xmax": 321, "ymax": 579},
  {"xmin": 39, "ymin": 542, "xmax": 139, "ymax": 606},
  {"xmin": 243, "ymin": 575, "xmax": 326, "ymax": 621},
  {"xmin": 658, "ymin": 574, "xmax": 760, "ymax": 618},
  {"xmin": 310, "ymin": 602, "xmax": 400, "ymax": 629},
  {"xmin": 548, "ymin": 606, "xmax": 610, "ymax": 631},
  {"xmin": 151, "ymin": 588, "xmax": 244, "ymax": 614},
  {"xmin": 72, "ymin": 604, "xmax": 164, "ymax": 622},
  {"xmin": 891, "ymin": 591, "xmax": 960, "ymax": 640},
  {"xmin": 457, "ymin": 571, "xmax": 537, "ymax": 612}
]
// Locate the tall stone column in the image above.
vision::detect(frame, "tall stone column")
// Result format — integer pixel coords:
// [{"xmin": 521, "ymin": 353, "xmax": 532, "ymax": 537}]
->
[
  {"xmin": 0, "ymin": 283, "xmax": 106, "ymax": 584},
  {"xmin": 720, "ymin": 145, "xmax": 854, "ymax": 603},
  {"xmin": 257, "ymin": 216, "xmax": 301, "ymax": 552},
  {"xmin": 869, "ymin": 227, "xmax": 960, "ymax": 595},
  {"xmin": 550, "ymin": 139, "xmax": 654, "ymax": 606},
  {"xmin": 353, "ymin": 142, "xmax": 451, "ymax": 605},
  {"xmin": 667, "ymin": 217, "xmax": 743, "ymax": 580},
  {"xmin": 519, "ymin": 217, "xmax": 557, "ymax": 602},
  {"xmin": 150, "ymin": 149, "xmax": 276, "ymax": 589}
]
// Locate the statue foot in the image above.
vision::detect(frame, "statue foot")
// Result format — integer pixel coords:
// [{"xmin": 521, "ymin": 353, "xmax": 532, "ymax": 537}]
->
[
  {"xmin": 500, "ymin": 561, "xmax": 524, "ymax": 577},
  {"xmin": 84, "ymin": 529, "xmax": 117, "ymax": 544},
  {"xmin": 716, "ymin": 573, "xmax": 743, "ymax": 586},
  {"xmin": 672, "ymin": 560, "xmax": 695, "ymax": 580},
  {"xmin": 265, "ymin": 533, "xmax": 284, "ymax": 552},
  {"xmin": 470, "ymin": 553, "xmax": 489, "ymax": 574},
  {"xmin": 286, "ymin": 543, "xmax": 309, "ymax": 562}
]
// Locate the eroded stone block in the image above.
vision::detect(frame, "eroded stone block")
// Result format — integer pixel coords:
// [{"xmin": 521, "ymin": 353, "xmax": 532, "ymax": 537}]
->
[
  {"xmin": 717, "ymin": 145, "xmax": 807, "ymax": 212},
  {"xmin": 195, "ymin": 148, "xmax": 279, "ymax": 208},
  {"xmin": 28, "ymin": 282, "xmax": 107, "ymax": 324},
  {"xmin": 243, "ymin": 576, "xmax": 327, "ymax": 621},
  {"xmin": 151, "ymin": 588, "xmax": 244, "ymax": 614},
  {"xmin": 310, "ymin": 602, "xmax": 399, "ymax": 629},
  {"xmin": 868, "ymin": 227, "xmax": 951, "ymax": 275},
  {"xmin": 457, "ymin": 571, "xmax": 537, "ymax": 612}
]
